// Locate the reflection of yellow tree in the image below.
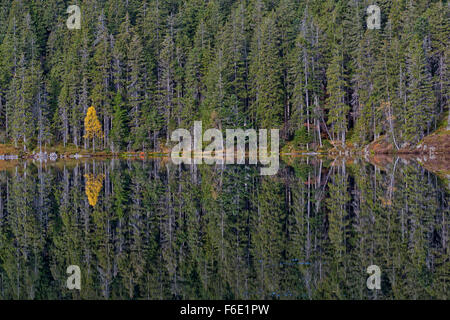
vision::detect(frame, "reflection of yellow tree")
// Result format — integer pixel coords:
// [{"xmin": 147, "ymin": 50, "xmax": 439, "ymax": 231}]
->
[{"xmin": 84, "ymin": 174, "xmax": 104, "ymax": 206}]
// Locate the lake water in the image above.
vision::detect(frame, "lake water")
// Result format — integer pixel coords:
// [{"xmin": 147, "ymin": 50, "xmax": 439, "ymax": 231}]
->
[{"xmin": 0, "ymin": 157, "xmax": 448, "ymax": 299}]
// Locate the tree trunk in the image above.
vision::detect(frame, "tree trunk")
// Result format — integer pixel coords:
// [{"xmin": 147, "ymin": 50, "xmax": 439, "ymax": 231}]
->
[{"xmin": 447, "ymin": 111, "xmax": 450, "ymax": 131}]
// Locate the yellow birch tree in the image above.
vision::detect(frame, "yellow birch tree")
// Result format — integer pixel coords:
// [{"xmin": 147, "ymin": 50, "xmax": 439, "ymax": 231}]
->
[{"xmin": 84, "ymin": 106, "xmax": 103, "ymax": 152}]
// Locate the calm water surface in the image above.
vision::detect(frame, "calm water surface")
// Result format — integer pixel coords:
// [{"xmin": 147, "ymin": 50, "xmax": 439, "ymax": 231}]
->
[{"xmin": 0, "ymin": 157, "xmax": 448, "ymax": 299}]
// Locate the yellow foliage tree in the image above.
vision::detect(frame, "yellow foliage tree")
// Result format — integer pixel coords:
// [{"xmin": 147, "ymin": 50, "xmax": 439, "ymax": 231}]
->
[
  {"xmin": 84, "ymin": 173, "xmax": 104, "ymax": 206},
  {"xmin": 84, "ymin": 106, "xmax": 103, "ymax": 151}
]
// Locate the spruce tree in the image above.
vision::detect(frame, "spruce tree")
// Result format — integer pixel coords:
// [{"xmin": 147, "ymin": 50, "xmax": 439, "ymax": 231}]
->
[
  {"xmin": 110, "ymin": 92, "xmax": 128, "ymax": 153},
  {"xmin": 249, "ymin": 13, "xmax": 284, "ymax": 129},
  {"xmin": 325, "ymin": 45, "xmax": 349, "ymax": 144},
  {"xmin": 404, "ymin": 35, "xmax": 435, "ymax": 143}
]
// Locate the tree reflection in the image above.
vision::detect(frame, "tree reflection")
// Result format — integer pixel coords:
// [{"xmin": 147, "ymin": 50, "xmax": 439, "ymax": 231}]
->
[{"xmin": 0, "ymin": 158, "xmax": 447, "ymax": 299}]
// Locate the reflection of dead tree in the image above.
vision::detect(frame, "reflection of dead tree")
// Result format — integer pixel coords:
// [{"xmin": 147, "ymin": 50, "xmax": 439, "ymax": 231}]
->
[
  {"xmin": 386, "ymin": 157, "xmax": 399, "ymax": 206},
  {"xmin": 314, "ymin": 159, "xmax": 334, "ymax": 206}
]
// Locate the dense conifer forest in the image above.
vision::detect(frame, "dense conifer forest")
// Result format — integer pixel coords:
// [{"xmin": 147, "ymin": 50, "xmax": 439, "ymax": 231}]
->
[
  {"xmin": 0, "ymin": 1, "xmax": 449, "ymax": 301},
  {"xmin": 0, "ymin": 0, "xmax": 448, "ymax": 153}
]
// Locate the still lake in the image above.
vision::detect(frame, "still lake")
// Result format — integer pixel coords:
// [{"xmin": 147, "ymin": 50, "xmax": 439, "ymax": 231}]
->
[{"xmin": 0, "ymin": 157, "xmax": 448, "ymax": 299}]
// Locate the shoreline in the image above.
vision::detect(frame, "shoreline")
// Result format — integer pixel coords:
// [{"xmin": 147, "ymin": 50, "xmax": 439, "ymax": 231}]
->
[
  {"xmin": 0, "ymin": 149, "xmax": 448, "ymax": 179},
  {"xmin": 0, "ymin": 147, "xmax": 448, "ymax": 159},
  {"xmin": 1, "ymin": 128, "xmax": 449, "ymax": 161}
]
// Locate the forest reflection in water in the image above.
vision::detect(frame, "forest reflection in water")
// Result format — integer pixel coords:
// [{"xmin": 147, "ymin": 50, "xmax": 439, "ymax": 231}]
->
[{"xmin": 0, "ymin": 156, "xmax": 448, "ymax": 300}]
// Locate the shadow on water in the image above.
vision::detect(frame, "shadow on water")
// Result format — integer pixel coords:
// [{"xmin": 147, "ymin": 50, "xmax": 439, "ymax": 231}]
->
[{"xmin": 0, "ymin": 156, "xmax": 448, "ymax": 300}]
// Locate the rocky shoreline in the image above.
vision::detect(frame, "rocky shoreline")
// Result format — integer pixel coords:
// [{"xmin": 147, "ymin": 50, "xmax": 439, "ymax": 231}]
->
[{"xmin": 0, "ymin": 129, "xmax": 448, "ymax": 162}]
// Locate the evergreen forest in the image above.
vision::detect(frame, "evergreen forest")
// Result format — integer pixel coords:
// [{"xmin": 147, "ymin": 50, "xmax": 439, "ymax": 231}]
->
[{"xmin": 0, "ymin": 0, "xmax": 448, "ymax": 153}]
